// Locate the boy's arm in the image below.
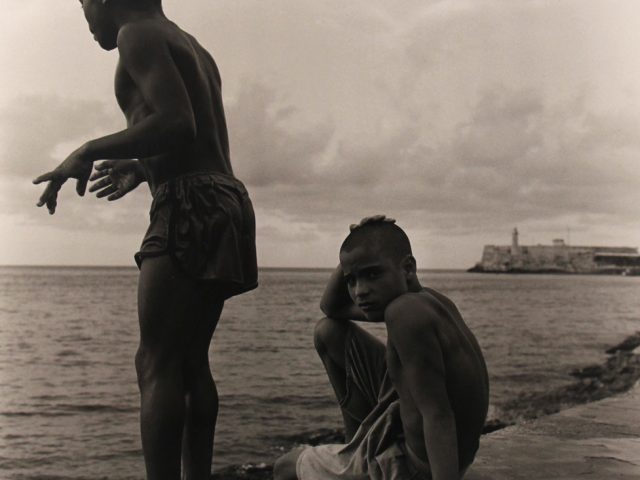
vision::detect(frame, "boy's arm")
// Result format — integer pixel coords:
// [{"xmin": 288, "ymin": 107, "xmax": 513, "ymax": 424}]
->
[
  {"xmin": 34, "ymin": 22, "xmax": 195, "ymax": 213},
  {"xmin": 80, "ymin": 23, "xmax": 196, "ymax": 162},
  {"xmin": 386, "ymin": 297, "xmax": 459, "ymax": 480},
  {"xmin": 319, "ymin": 265, "xmax": 367, "ymax": 320}
]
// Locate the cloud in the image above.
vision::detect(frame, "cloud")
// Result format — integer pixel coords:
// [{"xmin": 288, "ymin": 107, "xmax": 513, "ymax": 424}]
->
[
  {"xmin": 0, "ymin": 94, "xmax": 150, "ymax": 236},
  {"xmin": 225, "ymin": 77, "xmax": 640, "ymax": 244},
  {"xmin": 3, "ymin": 0, "xmax": 639, "ymax": 266},
  {"xmin": 227, "ymin": 82, "xmax": 334, "ymax": 187},
  {"xmin": 0, "ymin": 95, "xmax": 122, "ymax": 177}
]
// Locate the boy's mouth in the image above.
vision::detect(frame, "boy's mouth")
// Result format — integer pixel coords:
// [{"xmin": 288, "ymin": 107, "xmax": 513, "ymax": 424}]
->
[{"xmin": 358, "ymin": 302, "xmax": 377, "ymax": 312}]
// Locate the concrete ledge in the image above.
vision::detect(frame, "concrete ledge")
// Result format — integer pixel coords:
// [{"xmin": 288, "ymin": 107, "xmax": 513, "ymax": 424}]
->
[{"xmin": 466, "ymin": 383, "xmax": 640, "ymax": 479}]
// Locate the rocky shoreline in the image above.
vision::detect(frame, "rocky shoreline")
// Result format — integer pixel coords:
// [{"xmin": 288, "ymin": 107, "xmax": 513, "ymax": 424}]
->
[{"xmin": 211, "ymin": 332, "xmax": 640, "ymax": 480}]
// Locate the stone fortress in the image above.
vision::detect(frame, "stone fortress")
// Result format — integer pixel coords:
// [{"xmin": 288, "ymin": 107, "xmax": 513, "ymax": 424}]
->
[{"xmin": 470, "ymin": 228, "xmax": 640, "ymax": 275}]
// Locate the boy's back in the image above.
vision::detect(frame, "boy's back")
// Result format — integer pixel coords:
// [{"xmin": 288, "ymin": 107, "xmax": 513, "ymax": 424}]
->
[
  {"xmin": 385, "ymin": 288, "xmax": 489, "ymax": 472},
  {"xmin": 114, "ymin": 18, "xmax": 233, "ymax": 190}
]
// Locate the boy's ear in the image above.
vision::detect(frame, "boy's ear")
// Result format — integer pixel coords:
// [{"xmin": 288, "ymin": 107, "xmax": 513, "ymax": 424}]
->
[{"xmin": 401, "ymin": 255, "xmax": 417, "ymax": 277}]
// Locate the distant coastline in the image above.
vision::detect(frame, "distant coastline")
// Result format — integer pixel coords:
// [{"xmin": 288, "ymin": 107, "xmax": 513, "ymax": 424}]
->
[{"xmin": 469, "ymin": 228, "xmax": 640, "ymax": 275}]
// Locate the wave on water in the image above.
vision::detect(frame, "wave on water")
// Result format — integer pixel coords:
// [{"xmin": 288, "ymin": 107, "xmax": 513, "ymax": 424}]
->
[{"xmin": 1, "ymin": 403, "xmax": 138, "ymax": 417}]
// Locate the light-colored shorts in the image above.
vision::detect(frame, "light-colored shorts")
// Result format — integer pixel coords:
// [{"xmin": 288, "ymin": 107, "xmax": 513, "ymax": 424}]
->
[{"xmin": 296, "ymin": 323, "xmax": 431, "ymax": 480}]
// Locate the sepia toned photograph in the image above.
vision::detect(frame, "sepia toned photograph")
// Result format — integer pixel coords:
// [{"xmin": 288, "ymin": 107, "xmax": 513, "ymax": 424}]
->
[{"xmin": 1, "ymin": 1, "xmax": 639, "ymax": 479}]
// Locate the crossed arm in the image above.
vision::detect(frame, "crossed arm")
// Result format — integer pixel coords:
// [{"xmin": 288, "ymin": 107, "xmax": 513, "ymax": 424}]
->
[
  {"xmin": 385, "ymin": 297, "xmax": 459, "ymax": 480},
  {"xmin": 320, "ymin": 264, "xmax": 367, "ymax": 320},
  {"xmin": 33, "ymin": 22, "xmax": 195, "ymax": 213}
]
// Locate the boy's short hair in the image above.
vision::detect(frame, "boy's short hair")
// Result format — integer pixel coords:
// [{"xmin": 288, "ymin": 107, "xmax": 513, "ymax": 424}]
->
[
  {"xmin": 340, "ymin": 221, "xmax": 412, "ymax": 262},
  {"xmin": 110, "ymin": 0, "xmax": 161, "ymax": 6}
]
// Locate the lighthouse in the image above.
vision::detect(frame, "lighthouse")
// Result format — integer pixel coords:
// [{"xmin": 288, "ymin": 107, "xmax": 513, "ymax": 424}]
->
[{"xmin": 511, "ymin": 227, "xmax": 519, "ymax": 255}]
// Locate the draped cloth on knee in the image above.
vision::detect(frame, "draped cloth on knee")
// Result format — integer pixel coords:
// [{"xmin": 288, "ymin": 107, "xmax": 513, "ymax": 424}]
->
[{"xmin": 297, "ymin": 323, "xmax": 432, "ymax": 480}]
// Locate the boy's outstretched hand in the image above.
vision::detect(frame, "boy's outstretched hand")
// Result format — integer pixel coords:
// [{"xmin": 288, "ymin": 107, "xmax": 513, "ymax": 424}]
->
[
  {"xmin": 33, "ymin": 148, "xmax": 92, "ymax": 215},
  {"xmin": 89, "ymin": 159, "xmax": 145, "ymax": 201}
]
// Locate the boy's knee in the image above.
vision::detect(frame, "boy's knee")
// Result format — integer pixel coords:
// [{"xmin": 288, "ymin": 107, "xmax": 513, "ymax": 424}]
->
[
  {"xmin": 274, "ymin": 448, "xmax": 303, "ymax": 480},
  {"xmin": 134, "ymin": 347, "xmax": 147, "ymax": 378},
  {"xmin": 182, "ymin": 354, "xmax": 211, "ymax": 387},
  {"xmin": 134, "ymin": 346, "xmax": 180, "ymax": 385},
  {"xmin": 313, "ymin": 317, "xmax": 350, "ymax": 354}
]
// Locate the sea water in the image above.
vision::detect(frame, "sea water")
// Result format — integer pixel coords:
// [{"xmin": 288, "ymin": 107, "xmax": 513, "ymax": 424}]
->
[{"xmin": 0, "ymin": 267, "xmax": 638, "ymax": 479}]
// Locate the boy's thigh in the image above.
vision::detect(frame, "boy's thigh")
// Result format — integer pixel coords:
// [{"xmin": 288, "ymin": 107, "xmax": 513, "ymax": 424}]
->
[
  {"xmin": 137, "ymin": 255, "xmax": 208, "ymax": 351},
  {"xmin": 344, "ymin": 322, "xmax": 388, "ymax": 407}
]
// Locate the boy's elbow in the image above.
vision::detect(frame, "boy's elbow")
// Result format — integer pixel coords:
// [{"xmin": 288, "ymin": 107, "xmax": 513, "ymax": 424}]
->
[{"xmin": 319, "ymin": 299, "xmax": 330, "ymax": 316}]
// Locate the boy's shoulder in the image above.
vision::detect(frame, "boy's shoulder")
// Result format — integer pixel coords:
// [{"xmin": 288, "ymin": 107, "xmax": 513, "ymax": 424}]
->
[
  {"xmin": 117, "ymin": 18, "xmax": 180, "ymax": 49},
  {"xmin": 384, "ymin": 290, "xmax": 449, "ymax": 333}
]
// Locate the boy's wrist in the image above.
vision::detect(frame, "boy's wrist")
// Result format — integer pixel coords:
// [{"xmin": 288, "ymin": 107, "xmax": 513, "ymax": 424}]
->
[
  {"xmin": 135, "ymin": 161, "xmax": 148, "ymax": 181},
  {"xmin": 78, "ymin": 142, "xmax": 95, "ymax": 163}
]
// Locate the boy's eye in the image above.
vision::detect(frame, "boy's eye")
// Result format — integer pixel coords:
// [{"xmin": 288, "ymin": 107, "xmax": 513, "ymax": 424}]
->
[
  {"xmin": 366, "ymin": 270, "xmax": 380, "ymax": 279},
  {"xmin": 345, "ymin": 276, "xmax": 356, "ymax": 287}
]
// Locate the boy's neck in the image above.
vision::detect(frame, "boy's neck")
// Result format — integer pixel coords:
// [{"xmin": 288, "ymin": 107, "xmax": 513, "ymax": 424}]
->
[
  {"xmin": 111, "ymin": 4, "xmax": 167, "ymax": 29},
  {"xmin": 408, "ymin": 278, "xmax": 423, "ymax": 293}
]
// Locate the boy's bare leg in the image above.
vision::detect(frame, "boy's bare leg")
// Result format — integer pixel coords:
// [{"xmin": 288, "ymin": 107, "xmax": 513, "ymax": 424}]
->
[
  {"xmin": 313, "ymin": 317, "xmax": 377, "ymax": 441},
  {"xmin": 273, "ymin": 446, "xmax": 305, "ymax": 480},
  {"xmin": 181, "ymin": 288, "xmax": 224, "ymax": 480},
  {"xmin": 136, "ymin": 255, "xmax": 223, "ymax": 480}
]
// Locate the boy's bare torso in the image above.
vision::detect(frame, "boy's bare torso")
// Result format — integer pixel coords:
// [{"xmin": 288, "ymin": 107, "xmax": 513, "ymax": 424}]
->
[
  {"xmin": 386, "ymin": 288, "xmax": 489, "ymax": 469},
  {"xmin": 115, "ymin": 18, "xmax": 233, "ymax": 192}
]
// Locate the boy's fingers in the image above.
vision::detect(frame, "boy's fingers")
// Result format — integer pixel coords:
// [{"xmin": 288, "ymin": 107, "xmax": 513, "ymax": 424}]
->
[
  {"xmin": 37, "ymin": 180, "xmax": 63, "ymax": 207},
  {"xmin": 94, "ymin": 160, "xmax": 115, "ymax": 171},
  {"xmin": 37, "ymin": 184, "xmax": 53, "ymax": 207},
  {"xmin": 33, "ymin": 171, "xmax": 55, "ymax": 185},
  {"xmin": 89, "ymin": 177, "xmax": 111, "ymax": 192},
  {"xmin": 96, "ymin": 185, "xmax": 118, "ymax": 198},
  {"xmin": 46, "ymin": 190, "xmax": 57, "ymax": 214},
  {"xmin": 76, "ymin": 177, "xmax": 88, "ymax": 196},
  {"xmin": 89, "ymin": 169, "xmax": 109, "ymax": 182},
  {"xmin": 108, "ymin": 191, "xmax": 124, "ymax": 201}
]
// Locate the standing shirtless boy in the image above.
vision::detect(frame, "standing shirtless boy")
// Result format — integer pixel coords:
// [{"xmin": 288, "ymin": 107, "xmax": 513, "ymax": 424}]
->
[
  {"xmin": 275, "ymin": 217, "xmax": 488, "ymax": 480},
  {"xmin": 33, "ymin": 1, "xmax": 257, "ymax": 478}
]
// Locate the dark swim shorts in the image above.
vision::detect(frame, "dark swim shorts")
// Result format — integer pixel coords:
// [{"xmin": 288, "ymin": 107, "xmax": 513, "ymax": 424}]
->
[{"xmin": 135, "ymin": 172, "xmax": 258, "ymax": 299}]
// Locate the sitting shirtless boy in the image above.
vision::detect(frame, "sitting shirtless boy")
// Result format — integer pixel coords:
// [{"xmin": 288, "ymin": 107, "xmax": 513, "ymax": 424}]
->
[{"xmin": 275, "ymin": 216, "xmax": 489, "ymax": 480}]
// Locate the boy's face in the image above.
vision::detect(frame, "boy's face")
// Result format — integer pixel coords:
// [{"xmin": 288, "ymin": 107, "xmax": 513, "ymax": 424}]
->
[
  {"xmin": 80, "ymin": 0, "xmax": 118, "ymax": 51},
  {"xmin": 340, "ymin": 244, "xmax": 411, "ymax": 322}
]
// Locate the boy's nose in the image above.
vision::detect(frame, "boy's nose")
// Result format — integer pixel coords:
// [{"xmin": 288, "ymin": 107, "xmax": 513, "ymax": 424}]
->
[{"xmin": 355, "ymin": 281, "xmax": 370, "ymax": 298}]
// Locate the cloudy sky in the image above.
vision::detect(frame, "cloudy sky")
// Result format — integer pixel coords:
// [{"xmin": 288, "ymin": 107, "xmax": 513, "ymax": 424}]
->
[{"xmin": 1, "ymin": 0, "xmax": 639, "ymax": 268}]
